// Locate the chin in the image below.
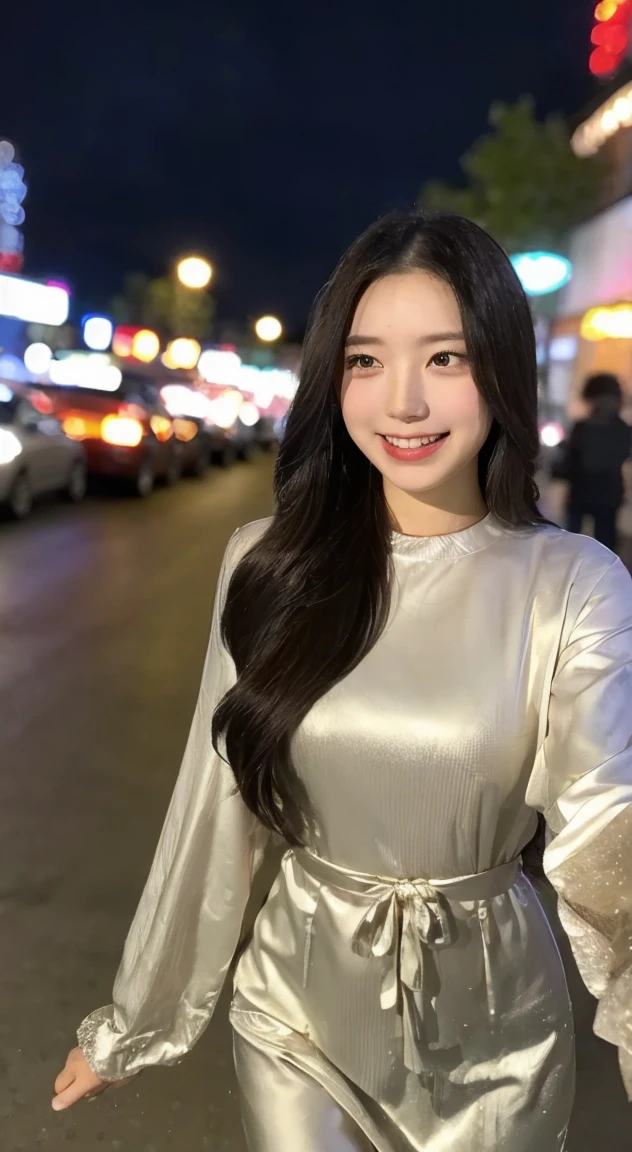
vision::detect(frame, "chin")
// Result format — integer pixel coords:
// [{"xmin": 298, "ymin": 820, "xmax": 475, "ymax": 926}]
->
[{"xmin": 380, "ymin": 457, "xmax": 457, "ymax": 489}]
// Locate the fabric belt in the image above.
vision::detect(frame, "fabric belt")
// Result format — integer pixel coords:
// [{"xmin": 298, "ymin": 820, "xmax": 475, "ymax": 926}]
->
[{"xmin": 292, "ymin": 848, "xmax": 522, "ymax": 1072}]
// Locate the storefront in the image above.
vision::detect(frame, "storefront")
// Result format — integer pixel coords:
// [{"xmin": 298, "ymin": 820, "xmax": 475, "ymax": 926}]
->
[{"xmin": 550, "ymin": 194, "xmax": 632, "ymax": 420}]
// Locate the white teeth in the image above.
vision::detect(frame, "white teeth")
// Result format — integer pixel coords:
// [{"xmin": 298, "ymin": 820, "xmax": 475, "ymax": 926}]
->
[{"xmin": 384, "ymin": 434, "xmax": 444, "ymax": 448}]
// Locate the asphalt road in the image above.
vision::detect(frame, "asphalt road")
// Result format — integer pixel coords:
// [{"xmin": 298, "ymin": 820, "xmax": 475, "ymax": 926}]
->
[{"xmin": 0, "ymin": 452, "xmax": 629, "ymax": 1151}]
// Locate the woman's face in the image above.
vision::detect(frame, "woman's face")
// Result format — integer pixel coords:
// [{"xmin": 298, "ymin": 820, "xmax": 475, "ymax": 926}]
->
[{"xmin": 340, "ymin": 271, "xmax": 492, "ymax": 504}]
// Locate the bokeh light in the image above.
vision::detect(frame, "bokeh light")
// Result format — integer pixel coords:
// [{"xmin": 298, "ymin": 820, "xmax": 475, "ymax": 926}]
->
[
  {"xmin": 198, "ymin": 348, "xmax": 241, "ymax": 385},
  {"xmin": 0, "ymin": 274, "xmax": 69, "ymax": 325},
  {"xmin": 177, "ymin": 257, "xmax": 213, "ymax": 289},
  {"xmin": 254, "ymin": 315, "xmax": 283, "ymax": 342},
  {"xmin": 24, "ymin": 342, "xmax": 53, "ymax": 376},
  {"xmin": 540, "ymin": 422, "xmax": 565, "ymax": 448},
  {"xmin": 238, "ymin": 401, "xmax": 260, "ymax": 427},
  {"xmin": 132, "ymin": 329, "xmax": 160, "ymax": 363},
  {"xmin": 581, "ymin": 303, "xmax": 632, "ymax": 340},
  {"xmin": 208, "ymin": 389, "xmax": 243, "ymax": 429},
  {"xmin": 510, "ymin": 252, "xmax": 572, "ymax": 296},
  {"xmin": 83, "ymin": 315, "xmax": 113, "ymax": 351},
  {"xmin": 163, "ymin": 338, "xmax": 201, "ymax": 370}
]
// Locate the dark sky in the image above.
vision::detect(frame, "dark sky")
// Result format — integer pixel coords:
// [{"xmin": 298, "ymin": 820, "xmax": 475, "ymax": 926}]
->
[{"xmin": 2, "ymin": 1, "xmax": 597, "ymax": 333}]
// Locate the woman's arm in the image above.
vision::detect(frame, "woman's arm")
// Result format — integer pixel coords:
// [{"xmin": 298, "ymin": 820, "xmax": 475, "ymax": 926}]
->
[
  {"xmin": 77, "ymin": 525, "xmax": 270, "ymax": 1080},
  {"xmin": 528, "ymin": 554, "xmax": 632, "ymax": 1095}
]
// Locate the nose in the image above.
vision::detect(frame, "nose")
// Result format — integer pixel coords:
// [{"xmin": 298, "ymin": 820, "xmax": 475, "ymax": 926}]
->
[{"xmin": 385, "ymin": 363, "xmax": 430, "ymax": 424}]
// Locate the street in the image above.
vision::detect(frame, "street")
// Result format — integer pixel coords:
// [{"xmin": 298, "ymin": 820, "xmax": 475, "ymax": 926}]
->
[{"xmin": 0, "ymin": 452, "xmax": 629, "ymax": 1150}]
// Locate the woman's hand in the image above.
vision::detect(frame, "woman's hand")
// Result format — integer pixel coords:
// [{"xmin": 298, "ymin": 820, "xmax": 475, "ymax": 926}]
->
[{"xmin": 52, "ymin": 1047, "xmax": 138, "ymax": 1111}]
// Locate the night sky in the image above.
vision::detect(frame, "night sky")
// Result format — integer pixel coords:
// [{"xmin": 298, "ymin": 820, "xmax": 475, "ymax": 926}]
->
[{"xmin": 2, "ymin": 1, "xmax": 597, "ymax": 333}]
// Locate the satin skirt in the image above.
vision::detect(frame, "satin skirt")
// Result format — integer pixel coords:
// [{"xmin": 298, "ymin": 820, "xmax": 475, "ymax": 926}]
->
[{"xmin": 230, "ymin": 850, "xmax": 575, "ymax": 1152}]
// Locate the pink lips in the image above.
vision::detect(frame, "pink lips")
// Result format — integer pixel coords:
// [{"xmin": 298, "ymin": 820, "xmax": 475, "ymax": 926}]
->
[{"xmin": 380, "ymin": 433, "xmax": 449, "ymax": 462}]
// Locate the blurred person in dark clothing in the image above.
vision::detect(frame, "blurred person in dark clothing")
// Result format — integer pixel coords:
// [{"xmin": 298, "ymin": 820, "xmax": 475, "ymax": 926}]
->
[{"xmin": 566, "ymin": 372, "xmax": 631, "ymax": 550}]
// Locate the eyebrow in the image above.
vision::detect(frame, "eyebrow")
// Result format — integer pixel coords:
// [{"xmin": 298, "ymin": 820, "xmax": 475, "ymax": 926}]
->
[{"xmin": 345, "ymin": 331, "xmax": 465, "ymax": 348}]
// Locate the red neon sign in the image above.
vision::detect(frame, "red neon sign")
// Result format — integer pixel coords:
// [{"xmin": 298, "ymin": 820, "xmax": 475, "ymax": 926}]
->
[{"xmin": 590, "ymin": 0, "xmax": 632, "ymax": 76}]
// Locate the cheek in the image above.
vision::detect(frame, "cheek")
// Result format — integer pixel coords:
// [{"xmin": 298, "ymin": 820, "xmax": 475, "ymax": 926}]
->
[
  {"xmin": 448, "ymin": 381, "xmax": 491, "ymax": 439},
  {"xmin": 340, "ymin": 376, "xmax": 376, "ymax": 432}
]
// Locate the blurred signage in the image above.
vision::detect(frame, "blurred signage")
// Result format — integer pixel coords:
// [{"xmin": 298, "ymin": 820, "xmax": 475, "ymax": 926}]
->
[
  {"xmin": 0, "ymin": 140, "xmax": 26, "ymax": 275},
  {"xmin": 580, "ymin": 302, "xmax": 632, "ymax": 339},
  {"xmin": 572, "ymin": 80, "xmax": 632, "ymax": 156},
  {"xmin": 0, "ymin": 272, "xmax": 69, "ymax": 325},
  {"xmin": 589, "ymin": 0, "xmax": 631, "ymax": 78},
  {"xmin": 48, "ymin": 352, "xmax": 122, "ymax": 390}
]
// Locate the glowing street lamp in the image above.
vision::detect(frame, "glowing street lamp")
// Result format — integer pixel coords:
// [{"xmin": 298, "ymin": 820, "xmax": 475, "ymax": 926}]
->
[
  {"xmin": 255, "ymin": 315, "xmax": 283, "ymax": 342},
  {"xmin": 176, "ymin": 256, "xmax": 213, "ymax": 290}
]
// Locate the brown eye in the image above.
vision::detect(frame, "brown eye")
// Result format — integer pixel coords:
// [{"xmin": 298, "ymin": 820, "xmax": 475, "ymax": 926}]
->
[
  {"xmin": 429, "ymin": 351, "xmax": 466, "ymax": 368},
  {"xmin": 345, "ymin": 354, "xmax": 380, "ymax": 370}
]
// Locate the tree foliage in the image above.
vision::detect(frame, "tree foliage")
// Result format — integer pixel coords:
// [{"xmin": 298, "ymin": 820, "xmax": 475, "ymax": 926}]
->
[
  {"xmin": 112, "ymin": 272, "xmax": 215, "ymax": 342},
  {"xmin": 419, "ymin": 97, "xmax": 607, "ymax": 253}
]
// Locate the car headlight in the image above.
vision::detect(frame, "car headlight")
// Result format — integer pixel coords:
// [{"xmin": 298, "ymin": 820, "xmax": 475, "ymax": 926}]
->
[{"xmin": 0, "ymin": 430, "xmax": 23, "ymax": 465}]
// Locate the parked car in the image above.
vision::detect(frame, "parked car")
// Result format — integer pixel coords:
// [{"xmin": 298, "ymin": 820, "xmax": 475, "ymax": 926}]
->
[
  {"xmin": 158, "ymin": 384, "xmax": 215, "ymax": 477},
  {"xmin": 38, "ymin": 372, "xmax": 182, "ymax": 497},
  {"xmin": 207, "ymin": 423, "xmax": 238, "ymax": 467},
  {"xmin": 253, "ymin": 415, "xmax": 279, "ymax": 452},
  {"xmin": 0, "ymin": 382, "xmax": 87, "ymax": 519},
  {"xmin": 160, "ymin": 381, "xmax": 254, "ymax": 467}
]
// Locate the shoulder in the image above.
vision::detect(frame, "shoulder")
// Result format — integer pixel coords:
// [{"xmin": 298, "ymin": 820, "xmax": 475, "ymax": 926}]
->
[
  {"xmin": 224, "ymin": 516, "xmax": 273, "ymax": 568},
  {"xmin": 214, "ymin": 517, "xmax": 273, "ymax": 610},
  {"xmin": 495, "ymin": 521, "xmax": 631, "ymax": 610},
  {"xmin": 523, "ymin": 524, "xmax": 631, "ymax": 631}
]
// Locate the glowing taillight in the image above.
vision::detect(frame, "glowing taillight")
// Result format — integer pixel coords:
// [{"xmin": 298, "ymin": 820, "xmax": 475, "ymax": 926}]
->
[
  {"xmin": 173, "ymin": 417, "xmax": 198, "ymax": 443},
  {"xmin": 63, "ymin": 415, "xmax": 88, "ymax": 440},
  {"xmin": 150, "ymin": 414, "xmax": 174, "ymax": 442},
  {"xmin": 61, "ymin": 412, "xmax": 103, "ymax": 441},
  {"xmin": 101, "ymin": 415, "xmax": 144, "ymax": 448}
]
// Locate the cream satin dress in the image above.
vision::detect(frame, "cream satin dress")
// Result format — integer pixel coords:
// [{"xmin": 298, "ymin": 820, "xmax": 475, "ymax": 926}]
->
[{"xmin": 78, "ymin": 515, "xmax": 632, "ymax": 1151}]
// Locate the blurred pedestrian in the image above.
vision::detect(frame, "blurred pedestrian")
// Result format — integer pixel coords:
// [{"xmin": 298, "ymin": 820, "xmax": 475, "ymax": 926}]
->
[
  {"xmin": 54, "ymin": 213, "xmax": 632, "ymax": 1151},
  {"xmin": 565, "ymin": 372, "xmax": 631, "ymax": 550}
]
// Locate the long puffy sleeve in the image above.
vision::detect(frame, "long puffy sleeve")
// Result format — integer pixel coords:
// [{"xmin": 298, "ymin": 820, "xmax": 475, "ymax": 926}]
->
[
  {"xmin": 77, "ymin": 525, "xmax": 270, "ymax": 1080},
  {"xmin": 527, "ymin": 551, "xmax": 632, "ymax": 1096}
]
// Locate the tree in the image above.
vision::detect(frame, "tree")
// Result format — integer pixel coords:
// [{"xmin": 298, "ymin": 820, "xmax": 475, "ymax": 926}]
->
[
  {"xmin": 419, "ymin": 97, "xmax": 607, "ymax": 253},
  {"xmin": 111, "ymin": 272, "xmax": 215, "ymax": 342}
]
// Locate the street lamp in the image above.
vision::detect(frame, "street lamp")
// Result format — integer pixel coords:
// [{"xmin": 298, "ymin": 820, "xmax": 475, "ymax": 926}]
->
[
  {"xmin": 176, "ymin": 256, "xmax": 213, "ymax": 290},
  {"xmin": 255, "ymin": 315, "xmax": 283, "ymax": 342}
]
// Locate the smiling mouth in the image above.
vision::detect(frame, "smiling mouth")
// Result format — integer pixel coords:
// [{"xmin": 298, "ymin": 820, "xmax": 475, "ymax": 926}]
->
[{"xmin": 382, "ymin": 433, "xmax": 449, "ymax": 448}]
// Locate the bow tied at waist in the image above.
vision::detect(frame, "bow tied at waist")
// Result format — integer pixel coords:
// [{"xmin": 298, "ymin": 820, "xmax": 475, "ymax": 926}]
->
[
  {"xmin": 292, "ymin": 848, "xmax": 521, "ymax": 1073},
  {"xmin": 352, "ymin": 879, "xmax": 455, "ymax": 1015}
]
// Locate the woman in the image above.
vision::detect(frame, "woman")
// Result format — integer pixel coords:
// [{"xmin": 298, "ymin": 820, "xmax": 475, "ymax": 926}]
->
[
  {"xmin": 565, "ymin": 372, "xmax": 631, "ymax": 550},
  {"xmin": 53, "ymin": 212, "xmax": 632, "ymax": 1151}
]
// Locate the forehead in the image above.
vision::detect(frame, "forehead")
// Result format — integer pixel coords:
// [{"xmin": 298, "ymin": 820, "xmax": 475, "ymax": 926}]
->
[{"xmin": 349, "ymin": 271, "xmax": 461, "ymax": 337}]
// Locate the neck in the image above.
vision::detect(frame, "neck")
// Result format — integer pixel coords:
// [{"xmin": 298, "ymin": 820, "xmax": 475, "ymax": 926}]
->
[{"xmin": 384, "ymin": 463, "xmax": 488, "ymax": 538}]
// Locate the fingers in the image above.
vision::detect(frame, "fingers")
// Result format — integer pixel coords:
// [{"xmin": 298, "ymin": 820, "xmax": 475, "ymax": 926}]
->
[
  {"xmin": 52, "ymin": 1080, "xmax": 84, "ymax": 1111},
  {"xmin": 52, "ymin": 1079, "xmax": 109, "ymax": 1111},
  {"xmin": 53, "ymin": 1065, "xmax": 75, "ymax": 1096},
  {"xmin": 52, "ymin": 1049, "xmax": 108, "ymax": 1111}
]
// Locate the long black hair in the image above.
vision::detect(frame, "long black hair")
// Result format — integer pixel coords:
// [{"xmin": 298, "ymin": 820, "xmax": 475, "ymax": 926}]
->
[{"xmin": 212, "ymin": 210, "xmax": 546, "ymax": 845}]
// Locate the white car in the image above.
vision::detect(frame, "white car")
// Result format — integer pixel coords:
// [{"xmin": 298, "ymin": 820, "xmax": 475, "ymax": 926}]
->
[{"xmin": 0, "ymin": 382, "xmax": 88, "ymax": 519}]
